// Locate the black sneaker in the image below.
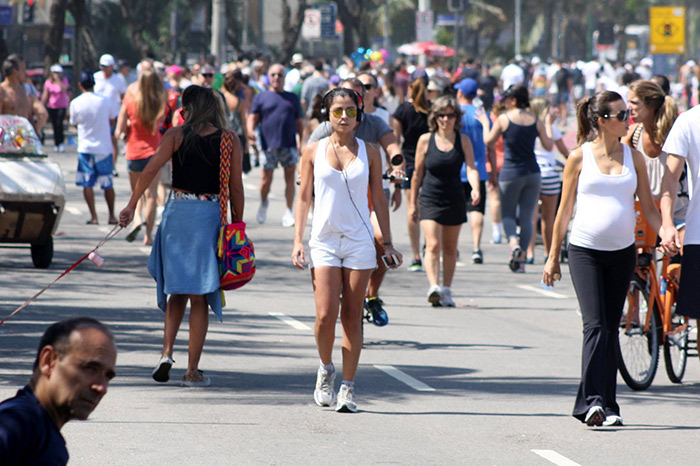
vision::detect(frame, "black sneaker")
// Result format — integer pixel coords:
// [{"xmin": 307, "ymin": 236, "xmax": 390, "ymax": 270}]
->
[
  {"xmin": 408, "ymin": 259, "xmax": 423, "ymax": 272},
  {"xmin": 471, "ymin": 249, "xmax": 483, "ymax": 264},
  {"xmin": 364, "ymin": 297, "xmax": 388, "ymax": 326},
  {"xmin": 509, "ymin": 246, "xmax": 522, "ymax": 272}
]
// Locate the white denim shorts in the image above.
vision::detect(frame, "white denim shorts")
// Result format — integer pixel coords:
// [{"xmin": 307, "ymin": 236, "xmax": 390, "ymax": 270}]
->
[{"xmin": 309, "ymin": 233, "xmax": 376, "ymax": 270}]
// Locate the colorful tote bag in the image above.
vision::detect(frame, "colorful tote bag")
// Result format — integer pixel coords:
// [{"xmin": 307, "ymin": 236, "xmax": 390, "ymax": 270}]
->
[{"xmin": 217, "ymin": 130, "xmax": 255, "ymax": 291}]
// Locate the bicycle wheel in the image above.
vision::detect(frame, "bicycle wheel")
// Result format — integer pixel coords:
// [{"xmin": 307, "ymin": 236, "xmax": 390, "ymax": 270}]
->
[
  {"xmin": 663, "ymin": 305, "xmax": 689, "ymax": 383},
  {"xmin": 617, "ymin": 277, "xmax": 660, "ymax": 391}
]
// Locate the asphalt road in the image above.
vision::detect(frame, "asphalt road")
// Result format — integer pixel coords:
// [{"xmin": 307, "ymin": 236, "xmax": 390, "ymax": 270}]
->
[{"xmin": 1, "ymin": 143, "xmax": 699, "ymax": 465}]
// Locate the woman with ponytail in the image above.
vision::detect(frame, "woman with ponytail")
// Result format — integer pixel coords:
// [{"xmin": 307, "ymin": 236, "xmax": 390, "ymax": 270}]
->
[
  {"xmin": 393, "ymin": 68, "xmax": 431, "ymax": 271},
  {"xmin": 479, "ymin": 84, "xmax": 553, "ymax": 272},
  {"xmin": 622, "ymin": 80, "xmax": 678, "ymax": 198},
  {"xmin": 543, "ymin": 91, "xmax": 662, "ymax": 427}
]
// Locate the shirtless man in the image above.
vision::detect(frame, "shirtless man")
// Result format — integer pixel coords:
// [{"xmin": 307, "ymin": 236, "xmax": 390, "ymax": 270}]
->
[{"xmin": 0, "ymin": 57, "xmax": 48, "ymax": 133}]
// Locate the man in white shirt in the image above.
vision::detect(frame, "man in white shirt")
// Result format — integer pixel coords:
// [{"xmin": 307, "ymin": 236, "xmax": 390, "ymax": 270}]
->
[
  {"xmin": 70, "ymin": 71, "xmax": 119, "ymax": 225},
  {"xmin": 93, "ymin": 54, "xmax": 126, "ymax": 174},
  {"xmin": 660, "ymin": 105, "xmax": 700, "ymax": 319},
  {"xmin": 500, "ymin": 59, "xmax": 524, "ymax": 91}
]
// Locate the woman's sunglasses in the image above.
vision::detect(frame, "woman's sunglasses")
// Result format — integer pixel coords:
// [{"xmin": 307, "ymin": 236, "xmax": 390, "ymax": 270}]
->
[
  {"xmin": 437, "ymin": 113, "xmax": 456, "ymax": 119},
  {"xmin": 601, "ymin": 109, "xmax": 631, "ymax": 122},
  {"xmin": 331, "ymin": 108, "xmax": 358, "ymax": 119}
]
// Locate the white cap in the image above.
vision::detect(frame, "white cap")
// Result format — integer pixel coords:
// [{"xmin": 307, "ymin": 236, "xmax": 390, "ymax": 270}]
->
[
  {"xmin": 99, "ymin": 54, "xmax": 115, "ymax": 67},
  {"xmin": 50, "ymin": 64, "xmax": 63, "ymax": 73},
  {"xmin": 291, "ymin": 53, "xmax": 304, "ymax": 64}
]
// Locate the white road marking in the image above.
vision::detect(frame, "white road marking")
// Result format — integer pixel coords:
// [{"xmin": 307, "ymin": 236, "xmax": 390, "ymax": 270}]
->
[
  {"xmin": 517, "ymin": 284, "xmax": 570, "ymax": 299},
  {"xmin": 65, "ymin": 206, "xmax": 81, "ymax": 215},
  {"xmin": 269, "ymin": 312, "xmax": 311, "ymax": 330},
  {"xmin": 531, "ymin": 450, "xmax": 581, "ymax": 466},
  {"xmin": 139, "ymin": 247, "xmax": 152, "ymax": 255},
  {"xmin": 98, "ymin": 227, "xmax": 111, "ymax": 233},
  {"xmin": 373, "ymin": 364, "xmax": 435, "ymax": 392}
]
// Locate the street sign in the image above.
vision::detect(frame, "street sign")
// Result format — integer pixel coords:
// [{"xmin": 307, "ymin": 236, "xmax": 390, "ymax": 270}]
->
[
  {"xmin": 319, "ymin": 3, "xmax": 336, "ymax": 39},
  {"xmin": 416, "ymin": 10, "xmax": 433, "ymax": 43},
  {"xmin": 0, "ymin": 6, "xmax": 11, "ymax": 26},
  {"xmin": 649, "ymin": 6, "xmax": 685, "ymax": 54},
  {"xmin": 302, "ymin": 9, "xmax": 321, "ymax": 39}
]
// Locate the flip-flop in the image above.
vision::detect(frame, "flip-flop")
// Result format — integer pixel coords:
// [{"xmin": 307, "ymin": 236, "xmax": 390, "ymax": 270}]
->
[
  {"xmin": 86, "ymin": 219, "xmax": 99, "ymax": 225},
  {"xmin": 125, "ymin": 223, "xmax": 144, "ymax": 242},
  {"xmin": 108, "ymin": 219, "xmax": 119, "ymax": 225}
]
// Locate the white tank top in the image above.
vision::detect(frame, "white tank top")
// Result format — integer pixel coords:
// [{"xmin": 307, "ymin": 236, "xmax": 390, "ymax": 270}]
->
[
  {"xmin": 311, "ymin": 137, "xmax": 374, "ymax": 242},
  {"xmin": 569, "ymin": 142, "xmax": 637, "ymax": 251},
  {"xmin": 634, "ymin": 124, "xmax": 667, "ymax": 199}
]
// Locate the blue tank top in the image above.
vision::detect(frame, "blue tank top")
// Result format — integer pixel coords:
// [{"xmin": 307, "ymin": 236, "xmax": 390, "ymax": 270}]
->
[{"xmin": 500, "ymin": 116, "xmax": 540, "ymax": 181}]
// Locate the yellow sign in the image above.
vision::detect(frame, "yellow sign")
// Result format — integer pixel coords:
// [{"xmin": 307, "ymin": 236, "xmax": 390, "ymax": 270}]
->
[{"xmin": 649, "ymin": 6, "xmax": 685, "ymax": 54}]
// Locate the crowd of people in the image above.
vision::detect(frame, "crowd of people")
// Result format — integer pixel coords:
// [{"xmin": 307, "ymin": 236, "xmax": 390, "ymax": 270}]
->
[{"xmin": 2, "ymin": 47, "xmax": 700, "ymax": 450}]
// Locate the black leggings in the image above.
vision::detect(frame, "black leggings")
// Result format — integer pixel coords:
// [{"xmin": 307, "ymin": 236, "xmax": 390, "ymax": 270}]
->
[
  {"xmin": 567, "ymin": 243, "xmax": 635, "ymax": 422},
  {"xmin": 47, "ymin": 107, "xmax": 66, "ymax": 146}
]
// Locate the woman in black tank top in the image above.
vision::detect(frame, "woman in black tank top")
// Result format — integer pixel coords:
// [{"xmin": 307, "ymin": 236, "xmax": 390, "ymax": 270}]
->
[
  {"xmin": 119, "ymin": 86, "xmax": 244, "ymax": 387},
  {"xmin": 411, "ymin": 95, "xmax": 480, "ymax": 307}
]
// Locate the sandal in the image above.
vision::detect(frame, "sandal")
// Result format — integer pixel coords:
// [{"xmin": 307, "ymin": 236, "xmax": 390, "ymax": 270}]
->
[
  {"xmin": 181, "ymin": 370, "xmax": 211, "ymax": 387},
  {"xmin": 125, "ymin": 223, "xmax": 144, "ymax": 242}
]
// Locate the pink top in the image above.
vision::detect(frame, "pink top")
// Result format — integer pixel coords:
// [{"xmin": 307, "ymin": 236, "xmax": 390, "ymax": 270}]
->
[{"xmin": 44, "ymin": 78, "xmax": 70, "ymax": 109}]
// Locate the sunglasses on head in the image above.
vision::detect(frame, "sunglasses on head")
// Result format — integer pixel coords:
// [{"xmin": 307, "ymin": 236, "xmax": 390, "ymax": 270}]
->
[
  {"xmin": 331, "ymin": 107, "xmax": 358, "ymax": 119},
  {"xmin": 601, "ymin": 109, "xmax": 630, "ymax": 122}
]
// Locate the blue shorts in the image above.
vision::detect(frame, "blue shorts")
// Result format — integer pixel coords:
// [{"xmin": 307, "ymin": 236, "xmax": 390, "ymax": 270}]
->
[
  {"xmin": 260, "ymin": 147, "xmax": 298, "ymax": 171},
  {"xmin": 400, "ymin": 162, "xmax": 415, "ymax": 190},
  {"xmin": 76, "ymin": 152, "xmax": 114, "ymax": 189},
  {"xmin": 127, "ymin": 156, "xmax": 152, "ymax": 173}
]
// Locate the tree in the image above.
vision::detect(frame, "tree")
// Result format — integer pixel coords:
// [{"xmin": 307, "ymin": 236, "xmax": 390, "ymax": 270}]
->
[
  {"xmin": 44, "ymin": 0, "xmax": 68, "ymax": 71},
  {"xmin": 335, "ymin": 0, "xmax": 382, "ymax": 56},
  {"xmin": 280, "ymin": 0, "xmax": 307, "ymax": 64}
]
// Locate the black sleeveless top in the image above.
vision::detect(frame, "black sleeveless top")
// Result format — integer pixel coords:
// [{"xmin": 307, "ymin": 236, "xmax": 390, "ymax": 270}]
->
[
  {"xmin": 500, "ymin": 116, "xmax": 540, "ymax": 181},
  {"xmin": 171, "ymin": 128, "xmax": 222, "ymax": 194}
]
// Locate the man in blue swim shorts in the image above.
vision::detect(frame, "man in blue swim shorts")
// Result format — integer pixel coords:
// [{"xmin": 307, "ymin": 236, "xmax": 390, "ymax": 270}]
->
[{"xmin": 69, "ymin": 71, "xmax": 118, "ymax": 224}]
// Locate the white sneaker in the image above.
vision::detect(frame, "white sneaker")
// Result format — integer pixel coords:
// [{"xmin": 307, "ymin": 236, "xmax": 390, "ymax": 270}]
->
[
  {"xmin": 336, "ymin": 384, "xmax": 357, "ymax": 413},
  {"xmin": 282, "ymin": 208, "xmax": 295, "ymax": 227},
  {"xmin": 58, "ymin": 143, "xmax": 65, "ymax": 153},
  {"xmin": 257, "ymin": 201, "xmax": 268, "ymax": 224},
  {"xmin": 427, "ymin": 284, "xmax": 442, "ymax": 307},
  {"xmin": 440, "ymin": 286, "xmax": 456, "ymax": 307},
  {"xmin": 602, "ymin": 415, "xmax": 623, "ymax": 427},
  {"xmin": 313, "ymin": 367, "xmax": 336, "ymax": 407}
]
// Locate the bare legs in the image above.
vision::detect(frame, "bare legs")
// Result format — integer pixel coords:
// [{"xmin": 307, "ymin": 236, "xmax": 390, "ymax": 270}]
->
[
  {"xmin": 83, "ymin": 187, "xmax": 117, "ymax": 224},
  {"xmin": 312, "ymin": 266, "xmax": 372, "ymax": 382},
  {"xmin": 128, "ymin": 170, "xmax": 158, "ymax": 245},
  {"xmin": 421, "ymin": 220, "xmax": 462, "ymax": 287},
  {"xmin": 527, "ymin": 195, "xmax": 557, "ymax": 261},
  {"xmin": 162, "ymin": 294, "xmax": 209, "ymax": 378}
]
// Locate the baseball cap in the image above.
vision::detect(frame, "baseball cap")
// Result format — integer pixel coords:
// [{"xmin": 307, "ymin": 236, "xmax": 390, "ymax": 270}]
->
[
  {"xmin": 410, "ymin": 68, "xmax": 429, "ymax": 84},
  {"xmin": 201, "ymin": 65, "xmax": 215, "ymax": 75},
  {"xmin": 291, "ymin": 53, "xmax": 304, "ymax": 64},
  {"xmin": 79, "ymin": 70, "xmax": 95, "ymax": 88},
  {"xmin": 99, "ymin": 54, "xmax": 115, "ymax": 67},
  {"xmin": 50, "ymin": 64, "xmax": 63, "ymax": 73},
  {"xmin": 454, "ymin": 78, "xmax": 478, "ymax": 97},
  {"xmin": 165, "ymin": 65, "xmax": 182, "ymax": 76},
  {"xmin": 427, "ymin": 80, "xmax": 442, "ymax": 92}
]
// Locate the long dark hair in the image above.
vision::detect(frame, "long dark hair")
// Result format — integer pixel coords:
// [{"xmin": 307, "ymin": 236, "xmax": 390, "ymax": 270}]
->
[
  {"xmin": 178, "ymin": 85, "xmax": 227, "ymax": 163},
  {"xmin": 575, "ymin": 90, "xmax": 623, "ymax": 146},
  {"xmin": 502, "ymin": 84, "xmax": 529, "ymax": 109}
]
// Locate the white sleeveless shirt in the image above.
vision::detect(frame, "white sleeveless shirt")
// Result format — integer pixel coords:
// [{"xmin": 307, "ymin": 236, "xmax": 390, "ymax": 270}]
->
[
  {"xmin": 311, "ymin": 137, "xmax": 373, "ymax": 242},
  {"xmin": 569, "ymin": 142, "xmax": 637, "ymax": 251}
]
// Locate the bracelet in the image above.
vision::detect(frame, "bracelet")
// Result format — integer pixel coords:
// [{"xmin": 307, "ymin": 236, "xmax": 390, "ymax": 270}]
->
[{"xmin": 382, "ymin": 241, "xmax": 393, "ymax": 246}]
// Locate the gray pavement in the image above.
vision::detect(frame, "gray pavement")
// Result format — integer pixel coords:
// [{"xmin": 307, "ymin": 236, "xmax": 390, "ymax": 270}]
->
[{"xmin": 1, "ymin": 142, "xmax": 700, "ymax": 465}]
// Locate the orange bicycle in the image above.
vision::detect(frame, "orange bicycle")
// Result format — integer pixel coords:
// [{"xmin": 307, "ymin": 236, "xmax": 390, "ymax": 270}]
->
[{"xmin": 616, "ymin": 202, "xmax": 692, "ymax": 390}]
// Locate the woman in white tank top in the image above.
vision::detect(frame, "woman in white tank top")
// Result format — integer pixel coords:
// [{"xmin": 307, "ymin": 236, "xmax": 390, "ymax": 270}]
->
[
  {"xmin": 621, "ymin": 80, "xmax": 678, "ymax": 199},
  {"xmin": 542, "ymin": 91, "xmax": 662, "ymax": 428},
  {"xmin": 291, "ymin": 88, "xmax": 402, "ymax": 413}
]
